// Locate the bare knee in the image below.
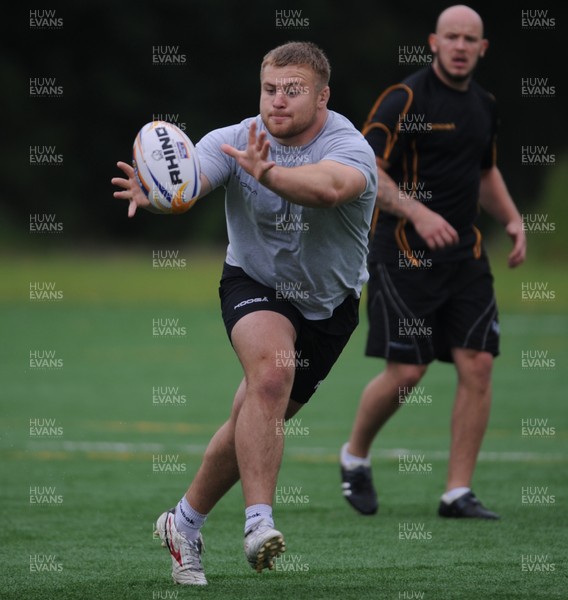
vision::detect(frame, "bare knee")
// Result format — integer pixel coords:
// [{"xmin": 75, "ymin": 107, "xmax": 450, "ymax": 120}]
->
[
  {"xmin": 247, "ymin": 358, "xmax": 295, "ymax": 405},
  {"xmin": 387, "ymin": 362, "xmax": 428, "ymax": 390},
  {"xmin": 455, "ymin": 350, "xmax": 493, "ymax": 392},
  {"xmin": 230, "ymin": 366, "xmax": 295, "ymax": 426}
]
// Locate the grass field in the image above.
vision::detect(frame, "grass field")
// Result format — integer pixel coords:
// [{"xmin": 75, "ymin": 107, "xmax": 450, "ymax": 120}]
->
[{"xmin": 1, "ymin": 248, "xmax": 566, "ymax": 599}]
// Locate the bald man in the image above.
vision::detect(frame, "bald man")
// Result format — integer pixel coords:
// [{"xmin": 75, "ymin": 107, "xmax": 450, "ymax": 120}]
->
[{"xmin": 340, "ymin": 5, "xmax": 526, "ymax": 519}]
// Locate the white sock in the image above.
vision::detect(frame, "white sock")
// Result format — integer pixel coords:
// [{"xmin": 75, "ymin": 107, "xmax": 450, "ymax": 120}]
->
[
  {"xmin": 341, "ymin": 442, "xmax": 371, "ymax": 469},
  {"xmin": 174, "ymin": 495, "xmax": 207, "ymax": 541},
  {"xmin": 441, "ymin": 487, "xmax": 471, "ymax": 505},
  {"xmin": 245, "ymin": 503, "xmax": 273, "ymax": 533}
]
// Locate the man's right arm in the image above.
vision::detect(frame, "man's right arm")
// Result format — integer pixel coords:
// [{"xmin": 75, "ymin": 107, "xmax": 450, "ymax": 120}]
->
[
  {"xmin": 375, "ymin": 158, "xmax": 459, "ymax": 251},
  {"xmin": 112, "ymin": 162, "xmax": 212, "ymax": 218},
  {"xmin": 364, "ymin": 84, "xmax": 459, "ymax": 250}
]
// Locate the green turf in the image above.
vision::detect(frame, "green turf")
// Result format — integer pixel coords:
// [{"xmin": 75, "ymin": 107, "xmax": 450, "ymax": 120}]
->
[{"xmin": 1, "ymin": 250, "xmax": 566, "ymax": 599}]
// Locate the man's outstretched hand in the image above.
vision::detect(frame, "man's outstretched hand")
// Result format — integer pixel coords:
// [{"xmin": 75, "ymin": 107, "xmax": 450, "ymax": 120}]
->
[
  {"xmin": 221, "ymin": 120, "xmax": 276, "ymax": 184},
  {"xmin": 111, "ymin": 161, "xmax": 150, "ymax": 217}
]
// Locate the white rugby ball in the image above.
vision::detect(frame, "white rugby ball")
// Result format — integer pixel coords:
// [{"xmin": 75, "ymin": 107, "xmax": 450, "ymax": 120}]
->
[{"xmin": 133, "ymin": 121, "xmax": 201, "ymax": 214}]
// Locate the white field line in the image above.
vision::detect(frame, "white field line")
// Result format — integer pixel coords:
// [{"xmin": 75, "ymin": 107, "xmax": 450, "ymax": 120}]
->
[{"xmin": 24, "ymin": 440, "xmax": 567, "ymax": 462}]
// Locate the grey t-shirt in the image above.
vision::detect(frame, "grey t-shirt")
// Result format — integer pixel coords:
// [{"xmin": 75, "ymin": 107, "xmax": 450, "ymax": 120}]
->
[{"xmin": 196, "ymin": 110, "xmax": 377, "ymax": 319}]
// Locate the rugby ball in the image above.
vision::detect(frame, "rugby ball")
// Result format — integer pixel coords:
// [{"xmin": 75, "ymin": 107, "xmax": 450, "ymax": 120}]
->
[{"xmin": 133, "ymin": 121, "xmax": 201, "ymax": 214}]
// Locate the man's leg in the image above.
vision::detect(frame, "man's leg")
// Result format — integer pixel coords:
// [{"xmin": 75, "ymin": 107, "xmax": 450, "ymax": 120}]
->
[
  {"xmin": 436, "ymin": 254, "xmax": 500, "ymax": 519},
  {"xmin": 230, "ymin": 310, "xmax": 297, "ymax": 506},
  {"xmin": 447, "ymin": 348, "xmax": 493, "ymax": 490},
  {"xmin": 347, "ymin": 361, "xmax": 428, "ymax": 459},
  {"xmin": 341, "ymin": 361, "xmax": 427, "ymax": 515},
  {"xmin": 437, "ymin": 348, "xmax": 498, "ymax": 519},
  {"xmin": 229, "ymin": 310, "xmax": 302, "ymax": 571}
]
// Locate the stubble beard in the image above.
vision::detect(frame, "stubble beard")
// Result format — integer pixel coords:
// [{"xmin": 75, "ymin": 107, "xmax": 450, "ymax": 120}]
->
[{"xmin": 435, "ymin": 53, "xmax": 476, "ymax": 85}]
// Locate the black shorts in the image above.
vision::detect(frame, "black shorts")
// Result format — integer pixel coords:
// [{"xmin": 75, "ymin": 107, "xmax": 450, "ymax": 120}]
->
[
  {"xmin": 219, "ymin": 263, "xmax": 359, "ymax": 403},
  {"xmin": 365, "ymin": 256, "xmax": 499, "ymax": 364}
]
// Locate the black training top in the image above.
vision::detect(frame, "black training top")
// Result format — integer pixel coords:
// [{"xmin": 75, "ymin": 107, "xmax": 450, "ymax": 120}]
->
[{"xmin": 363, "ymin": 66, "xmax": 498, "ymax": 264}]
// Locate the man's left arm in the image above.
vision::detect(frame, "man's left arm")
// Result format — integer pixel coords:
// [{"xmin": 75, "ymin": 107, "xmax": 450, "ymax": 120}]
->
[
  {"xmin": 479, "ymin": 166, "xmax": 526, "ymax": 268},
  {"xmin": 260, "ymin": 160, "xmax": 367, "ymax": 208}
]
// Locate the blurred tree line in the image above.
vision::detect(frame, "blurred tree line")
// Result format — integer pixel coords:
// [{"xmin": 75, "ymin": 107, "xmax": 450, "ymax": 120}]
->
[{"xmin": 4, "ymin": 0, "xmax": 565, "ymax": 250}]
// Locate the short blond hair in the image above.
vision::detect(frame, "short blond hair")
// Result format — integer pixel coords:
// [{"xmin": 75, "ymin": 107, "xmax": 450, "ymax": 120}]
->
[{"xmin": 261, "ymin": 41, "xmax": 331, "ymax": 90}]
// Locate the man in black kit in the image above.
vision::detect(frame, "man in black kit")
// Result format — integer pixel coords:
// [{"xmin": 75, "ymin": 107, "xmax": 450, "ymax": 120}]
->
[{"xmin": 340, "ymin": 5, "xmax": 526, "ymax": 518}]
